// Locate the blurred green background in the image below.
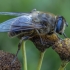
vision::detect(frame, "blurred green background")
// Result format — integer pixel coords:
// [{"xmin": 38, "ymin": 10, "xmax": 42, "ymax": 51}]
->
[{"xmin": 0, "ymin": 0, "xmax": 70, "ymax": 70}]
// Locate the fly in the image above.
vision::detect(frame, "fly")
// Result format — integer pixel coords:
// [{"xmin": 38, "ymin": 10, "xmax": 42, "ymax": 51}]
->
[{"xmin": 0, "ymin": 9, "xmax": 68, "ymax": 64}]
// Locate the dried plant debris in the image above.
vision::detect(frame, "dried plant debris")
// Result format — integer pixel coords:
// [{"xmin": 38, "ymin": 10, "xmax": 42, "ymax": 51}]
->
[
  {"xmin": 0, "ymin": 50, "xmax": 21, "ymax": 70},
  {"xmin": 53, "ymin": 38, "xmax": 70, "ymax": 61},
  {"xmin": 31, "ymin": 33, "xmax": 59, "ymax": 52}
]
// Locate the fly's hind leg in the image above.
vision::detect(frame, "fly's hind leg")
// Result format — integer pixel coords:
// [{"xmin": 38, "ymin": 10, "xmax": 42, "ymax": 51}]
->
[{"xmin": 11, "ymin": 36, "xmax": 30, "ymax": 65}]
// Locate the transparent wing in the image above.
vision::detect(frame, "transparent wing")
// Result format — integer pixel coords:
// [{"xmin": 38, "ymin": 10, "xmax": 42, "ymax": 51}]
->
[
  {"xmin": 0, "ymin": 12, "xmax": 29, "ymax": 16},
  {"xmin": 11, "ymin": 15, "xmax": 43, "ymax": 31},
  {"xmin": 0, "ymin": 17, "xmax": 18, "ymax": 32},
  {"xmin": 0, "ymin": 14, "xmax": 43, "ymax": 32}
]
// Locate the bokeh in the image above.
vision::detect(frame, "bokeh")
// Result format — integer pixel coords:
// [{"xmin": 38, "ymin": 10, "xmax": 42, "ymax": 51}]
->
[{"xmin": 0, "ymin": 0, "xmax": 70, "ymax": 70}]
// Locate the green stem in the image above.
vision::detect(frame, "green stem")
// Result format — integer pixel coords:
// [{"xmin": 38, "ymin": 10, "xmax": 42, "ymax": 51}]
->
[
  {"xmin": 21, "ymin": 41, "xmax": 27, "ymax": 70},
  {"xmin": 37, "ymin": 51, "xmax": 45, "ymax": 70},
  {"xmin": 58, "ymin": 61, "xmax": 69, "ymax": 70}
]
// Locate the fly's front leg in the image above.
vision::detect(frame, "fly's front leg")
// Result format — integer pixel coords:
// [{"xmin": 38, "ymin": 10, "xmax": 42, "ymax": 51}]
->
[
  {"xmin": 55, "ymin": 32, "xmax": 62, "ymax": 40},
  {"xmin": 56, "ymin": 32, "xmax": 67, "ymax": 41},
  {"xmin": 11, "ymin": 36, "xmax": 30, "ymax": 65},
  {"xmin": 63, "ymin": 33, "xmax": 67, "ymax": 38}
]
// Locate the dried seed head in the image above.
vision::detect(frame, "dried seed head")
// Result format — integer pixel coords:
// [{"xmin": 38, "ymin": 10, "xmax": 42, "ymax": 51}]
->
[
  {"xmin": 53, "ymin": 38, "xmax": 70, "ymax": 61},
  {"xmin": 31, "ymin": 33, "xmax": 59, "ymax": 52},
  {"xmin": 0, "ymin": 50, "xmax": 21, "ymax": 70}
]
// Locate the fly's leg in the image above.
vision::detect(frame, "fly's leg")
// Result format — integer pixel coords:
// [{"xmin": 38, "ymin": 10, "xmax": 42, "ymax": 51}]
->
[
  {"xmin": 55, "ymin": 33, "xmax": 63, "ymax": 40},
  {"xmin": 56, "ymin": 33, "xmax": 67, "ymax": 40},
  {"xmin": 63, "ymin": 33, "xmax": 67, "ymax": 38},
  {"xmin": 36, "ymin": 29, "xmax": 45, "ymax": 46},
  {"xmin": 11, "ymin": 36, "xmax": 30, "ymax": 65},
  {"xmin": 56, "ymin": 32, "xmax": 67, "ymax": 40}
]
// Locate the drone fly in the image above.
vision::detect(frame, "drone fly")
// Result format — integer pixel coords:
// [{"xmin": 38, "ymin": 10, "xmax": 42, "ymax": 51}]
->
[{"xmin": 0, "ymin": 9, "xmax": 68, "ymax": 63}]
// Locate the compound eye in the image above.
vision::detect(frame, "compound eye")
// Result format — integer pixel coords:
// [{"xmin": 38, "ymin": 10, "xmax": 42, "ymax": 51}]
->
[{"xmin": 56, "ymin": 17, "xmax": 63, "ymax": 34}]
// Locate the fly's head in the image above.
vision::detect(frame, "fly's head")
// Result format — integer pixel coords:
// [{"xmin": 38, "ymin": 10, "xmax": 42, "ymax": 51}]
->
[{"xmin": 55, "ymin": 16, "xmax": 68, "ymax": 37}]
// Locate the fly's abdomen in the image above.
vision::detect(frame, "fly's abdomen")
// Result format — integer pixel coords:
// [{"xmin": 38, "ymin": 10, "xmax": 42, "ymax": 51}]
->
[
  {"xmin": 8, "ymin": 29, "xmax": 34, "ymax": 38},
  {"xmin": 8, "ymin": 31, "xmax": 21, "ymax": 37}
]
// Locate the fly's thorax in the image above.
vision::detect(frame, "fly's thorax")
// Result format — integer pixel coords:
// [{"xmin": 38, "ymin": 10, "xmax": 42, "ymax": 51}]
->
[
  {"xmin": 8, "ymin": 29, "xmax": 35, "ymax": 38},
  {"xmin": 37, "ymin": 12, "xmax": 56, "ymax": 35},
  {"xmin": 36, "ymin": 23, "xmax": 56, "ymax": 35},
  {"xmin": 31, "ymin": 11, "xmax": 57, "ymax": 35}
]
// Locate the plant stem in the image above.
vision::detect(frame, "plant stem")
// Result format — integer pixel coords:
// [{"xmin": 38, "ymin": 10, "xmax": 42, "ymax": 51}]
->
[
  {"xmin": 37, "ymin": 51, "xmax": 45, "ymax": 70},
  {"xmin": 22, "ymin": 41, "xmax": 27, "ymax": 70},
  {"xmin": 58, "ymin": 61, "xmax": 69, "ymax": 70}
]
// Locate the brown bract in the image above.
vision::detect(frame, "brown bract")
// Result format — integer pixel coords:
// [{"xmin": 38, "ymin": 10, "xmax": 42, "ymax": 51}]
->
[
  {"xmin": 30, "ymin": 34, "xmax": 59, "ymax": 52},
  {"xmin": 53, "ymin": 38, "xmax": 70, "ymax": 61},
  {"xmin": 0, "ymin": 50, "xmax": 21, "ymax": 70}
]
